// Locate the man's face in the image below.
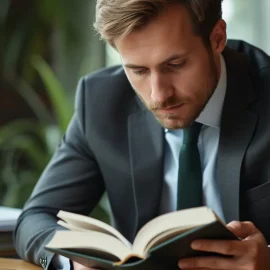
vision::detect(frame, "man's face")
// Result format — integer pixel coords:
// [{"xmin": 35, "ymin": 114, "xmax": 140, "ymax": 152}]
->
[{"xmin": 115, "ymin": 3, "xmax": 225, "ymax": 129}]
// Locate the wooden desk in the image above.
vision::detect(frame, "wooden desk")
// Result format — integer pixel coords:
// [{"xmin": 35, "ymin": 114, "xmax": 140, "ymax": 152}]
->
[{"xmin": 0, "ymin": 258, "xmax": 42, "ymax": 270}]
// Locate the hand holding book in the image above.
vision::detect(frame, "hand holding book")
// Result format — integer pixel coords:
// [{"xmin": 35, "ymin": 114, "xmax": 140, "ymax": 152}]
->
[
  {"xmin": 178, "ymin": 220, "xmax": 270, "ymax": 270},
  {"xmin": 68, "ymin": 218, "xmax": 270, "ymax": 270},
  {"xmin": 46, "ymin": 207, "xmax": 238, "ymax": 270}
]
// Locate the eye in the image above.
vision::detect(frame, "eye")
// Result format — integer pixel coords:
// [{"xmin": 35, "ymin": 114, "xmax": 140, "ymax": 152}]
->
[
  {"xmin": 132, "ymin": 68, "xmax": 148, "ymax": 76},
  {"xmin": 168, "ymin": 61, "xmax": 186, "ymax": 69}
]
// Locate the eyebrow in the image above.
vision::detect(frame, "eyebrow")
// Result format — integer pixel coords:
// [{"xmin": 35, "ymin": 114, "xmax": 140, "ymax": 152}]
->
[{"xmin": 124, "ymin": 52, "xmax": 190, "ymax": 69}]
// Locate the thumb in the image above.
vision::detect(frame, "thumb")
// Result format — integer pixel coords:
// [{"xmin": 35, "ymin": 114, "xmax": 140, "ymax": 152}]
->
[{"xmin": 227, "ymin": 221, "xmax": 259, "ymax": 239}]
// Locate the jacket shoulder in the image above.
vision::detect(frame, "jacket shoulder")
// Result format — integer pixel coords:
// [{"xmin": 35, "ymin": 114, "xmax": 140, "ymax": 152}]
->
[
  {"xmin": 75, "ymin": 65, "xmax": 139, "ymax": 122},
  {"xmin": 227, "ymin": 39, "xmax": 270, "ymax": 71}
]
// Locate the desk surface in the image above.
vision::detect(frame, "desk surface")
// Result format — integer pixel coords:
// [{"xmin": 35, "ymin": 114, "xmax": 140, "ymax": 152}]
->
[{"xmin": 0, "ymin": 258, "xmax": 42, "ymax": 270}]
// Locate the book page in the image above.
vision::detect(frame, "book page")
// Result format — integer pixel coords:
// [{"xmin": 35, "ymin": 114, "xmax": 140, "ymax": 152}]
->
[
  {"xmin": 57, "ymin": 220, "xmax": 89, "ymax": 231},
  {"xmin": 46, "ymin": 231, "xmax": 132, "ymax": 261},
  {"xmin": 143, "ymin": 226, "xmax": 193, "ymax": 253},
  {"xmin": 57, "ymin": 211, "xmax": 131, "ymax": 248},
  {"xmin": 132, "ymin": 206, "xmax": 216, "ymax": 255}
]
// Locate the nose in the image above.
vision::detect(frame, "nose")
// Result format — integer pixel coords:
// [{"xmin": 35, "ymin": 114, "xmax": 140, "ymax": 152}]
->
[{"xmin": 150, "ymin": 72, "xmax": 173, "ymax": 103}]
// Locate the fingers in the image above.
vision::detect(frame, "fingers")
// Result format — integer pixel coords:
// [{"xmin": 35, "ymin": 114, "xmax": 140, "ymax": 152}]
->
[
  {"xmin": 191, "ymin": 239, "xmax": 245, "ymax": 256},
  {"xmin": 178, "ymin": 256, "xmax": 235, "ymax": 269},
  {"xmin": 179, "ymin": 269, "xmax": 212, "ymax": 270},
  {"xmin": 226, "ymin": 221, "xmax": 258, "ymax": 239},
  {"xmin": 73, "ymin": 261, "xmax": 101, "ymax": 270},
  {"xmin": 178, "ymin": 222, "xmax": 270, "ymax": 269}
]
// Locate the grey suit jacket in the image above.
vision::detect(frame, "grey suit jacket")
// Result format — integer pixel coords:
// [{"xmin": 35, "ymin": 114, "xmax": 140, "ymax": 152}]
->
[{"xmin": 14, "ymin": 40, "xmax": 270, "ymax": 269}]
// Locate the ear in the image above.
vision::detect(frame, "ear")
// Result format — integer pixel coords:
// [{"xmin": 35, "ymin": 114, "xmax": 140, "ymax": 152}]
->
[{"xmin": 210, "ymin": 19, "xmax": 227, "ymax": 54}]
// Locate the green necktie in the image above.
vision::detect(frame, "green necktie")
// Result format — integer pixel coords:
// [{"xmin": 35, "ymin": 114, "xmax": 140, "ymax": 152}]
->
[{"xmin": 177, "ymin": 122, "xmax": 203, "ymax": 210}]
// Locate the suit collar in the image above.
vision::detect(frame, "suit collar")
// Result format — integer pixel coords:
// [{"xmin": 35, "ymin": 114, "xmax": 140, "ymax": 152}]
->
[
  {"xmin": 196, "ymin": 55, "xmax": 227, "ymax": 128},
  {"xmin": 128, "ymin": 109, "xmax": 164, "ymax": 238},
  {"xmin": 217, "ymin": 47, "xmax": 258, "ymax": 223}
]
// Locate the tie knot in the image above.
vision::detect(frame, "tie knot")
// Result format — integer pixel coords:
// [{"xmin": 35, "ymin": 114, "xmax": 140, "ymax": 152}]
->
[{"xmin": 183, "ymin": 122, "xmax": 202, "ymax": 144}]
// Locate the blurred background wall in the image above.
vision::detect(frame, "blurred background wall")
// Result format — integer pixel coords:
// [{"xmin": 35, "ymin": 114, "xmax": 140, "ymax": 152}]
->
[{"xmin": 0, "ymin": 0, "xmax": 269, "ymax": 215}]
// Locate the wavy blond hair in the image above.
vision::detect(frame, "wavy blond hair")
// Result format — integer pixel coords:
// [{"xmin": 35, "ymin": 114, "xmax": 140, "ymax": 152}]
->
[{"xmin": 94, "ymin": 0, "xmax": 223, "ymax": 46}]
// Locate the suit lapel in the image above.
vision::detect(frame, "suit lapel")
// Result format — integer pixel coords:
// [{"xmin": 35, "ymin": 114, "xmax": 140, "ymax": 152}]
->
[
  {"xmin": 218, "ymin": 48, "xmax": 258, "ymax": 223},
  {"xmin": 128, "ymin": 106, "xmax": 164, "ymax": 238}
]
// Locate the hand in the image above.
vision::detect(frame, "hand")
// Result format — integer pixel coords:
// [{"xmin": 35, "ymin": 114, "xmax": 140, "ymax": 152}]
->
[
  {"xmin": 73, "ymin": 261, "xmax": 101, "ymax": 270},
  {"xmin": 178, "ymin": 221, "xmax": 270, "ymax": 269}
]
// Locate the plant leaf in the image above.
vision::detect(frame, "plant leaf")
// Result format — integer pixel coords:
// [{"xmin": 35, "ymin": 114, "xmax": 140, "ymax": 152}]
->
[
  {"xmin": 0, "ymin": 119, "xmax": 44, "ymax": 144},
  {"xmin": 31, "ymin": 55, "xmax": 72, "ymax": 133}
]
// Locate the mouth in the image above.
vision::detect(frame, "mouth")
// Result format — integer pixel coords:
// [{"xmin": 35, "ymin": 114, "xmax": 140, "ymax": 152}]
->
[{"xmin": 157, "ymin": 103, "xmax": 185, "ymax": 113}]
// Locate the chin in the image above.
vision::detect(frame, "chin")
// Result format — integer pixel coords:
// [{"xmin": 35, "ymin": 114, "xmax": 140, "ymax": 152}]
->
[
  {"xmin": 153, "ymin": 108, "xmax": 202, "ymax": 129},
  {"xmin": 156, "ymin": 117, "xmax": 187, "ymax": 130}
]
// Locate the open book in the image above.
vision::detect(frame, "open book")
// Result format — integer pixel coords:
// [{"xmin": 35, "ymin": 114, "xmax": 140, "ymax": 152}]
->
[{"xmin": 46, "ymin": 207, "xmax": 237, "ymax": 270}]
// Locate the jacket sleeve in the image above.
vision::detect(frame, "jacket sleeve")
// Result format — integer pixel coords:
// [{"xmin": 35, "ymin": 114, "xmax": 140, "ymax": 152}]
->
[{"xmin": 13, "ymin": 77, "xmax": 105, "ymax": 269}]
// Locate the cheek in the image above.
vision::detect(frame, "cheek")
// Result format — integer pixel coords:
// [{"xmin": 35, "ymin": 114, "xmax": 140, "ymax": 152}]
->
[
  {"xmin": 174, "ymin": 63, "xmax": 213, "ymax": 101},
  {"xmin": 172, "ymin": 72, "xmax": 200, "ymax": 100}
]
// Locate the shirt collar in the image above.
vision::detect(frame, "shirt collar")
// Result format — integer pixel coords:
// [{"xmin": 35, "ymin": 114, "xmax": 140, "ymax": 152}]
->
[{"xmin": 196, "ymin": 55, "xmax": 227, "ymax": 128}]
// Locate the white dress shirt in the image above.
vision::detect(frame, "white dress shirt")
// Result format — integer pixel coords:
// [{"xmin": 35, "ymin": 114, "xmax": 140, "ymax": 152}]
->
[{"xmin": 53, "ymin": 55, "xmax": 227, "ymax": 269}]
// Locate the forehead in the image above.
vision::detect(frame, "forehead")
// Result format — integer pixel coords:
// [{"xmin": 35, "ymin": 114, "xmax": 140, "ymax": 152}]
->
[{"xmin": 115, "ymin": 3, "xmax": 198, "ymax": 65}]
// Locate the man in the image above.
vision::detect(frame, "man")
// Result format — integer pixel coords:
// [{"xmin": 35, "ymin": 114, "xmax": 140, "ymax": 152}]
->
[{"xmin": 14, "ymin": 0, "xmax": 270, "ymax": 269}]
